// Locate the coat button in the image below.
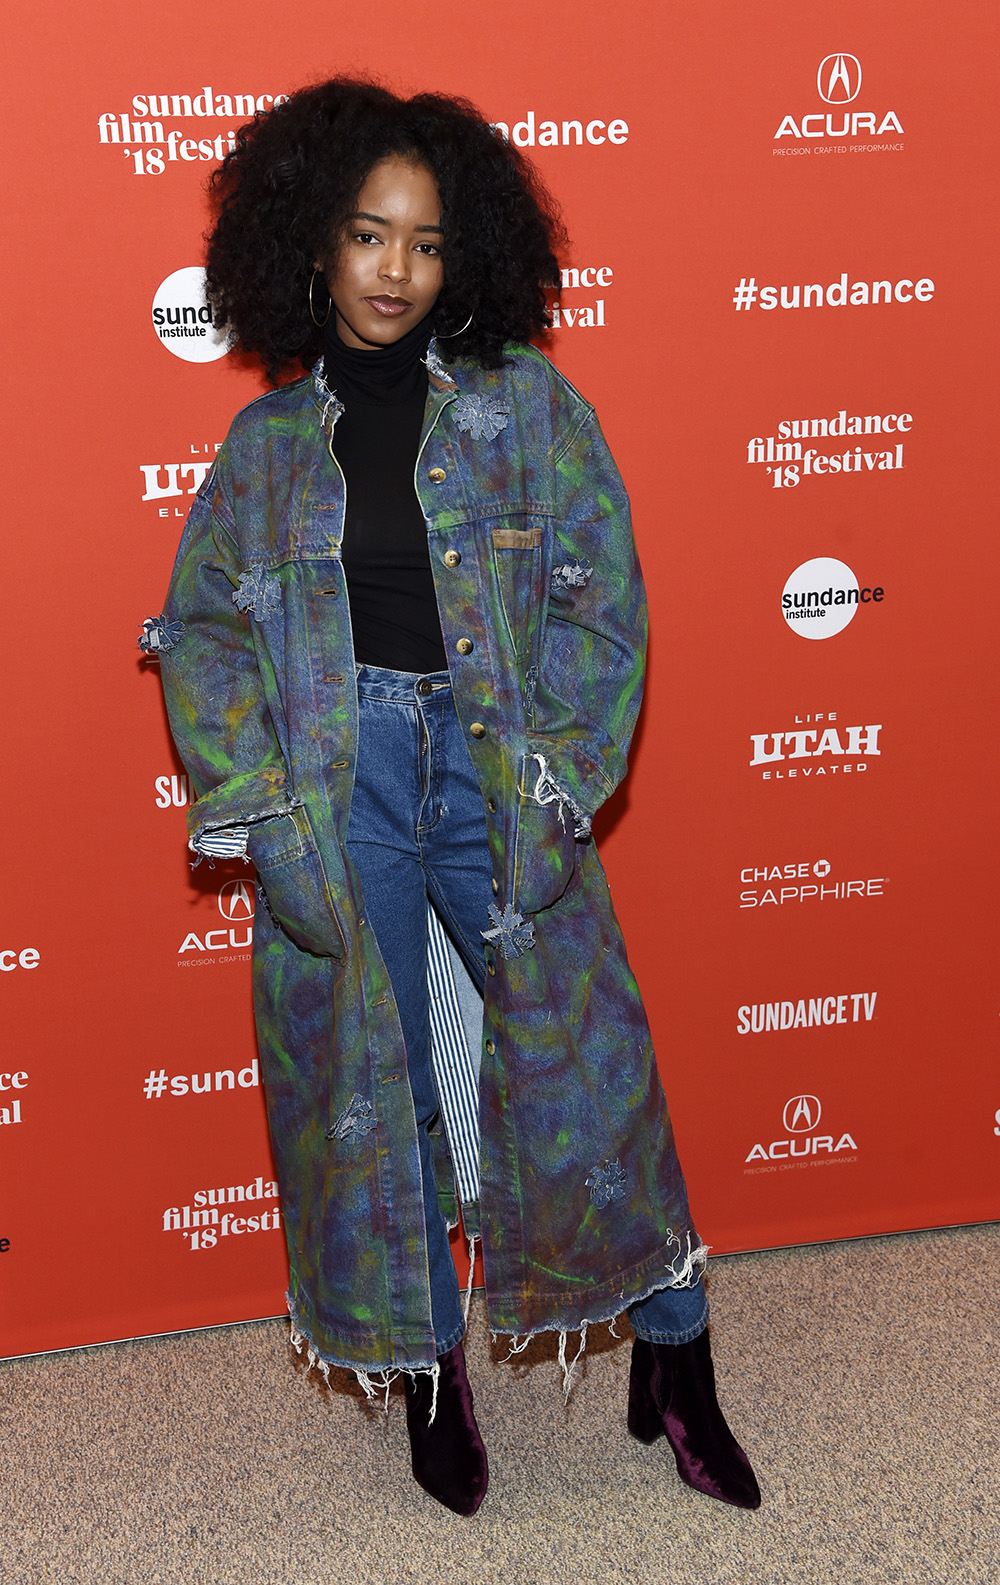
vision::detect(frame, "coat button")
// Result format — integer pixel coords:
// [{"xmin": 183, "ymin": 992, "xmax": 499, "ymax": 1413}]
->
[
  {"xmin": 444, "ymin": 549, "xmax": 462, "ymax": 567},
  {"xmin": 486, "ymin": 797, "xmax": 497, "ymax": 813},
  {"xmin": 429, "ymin": 467, "xmax": 446, "ymax": 484},
  {"xmin": 469, "ymin": 722, "xmax": 486, "ymax": 739},
  {"xmin": 417, "ymin": 679, "xmax": 433, "ymax": 696},
  {"xmin": 456, "ymin": 638, "xmax": 474, "ymax": 656},
  {"xmin": 491, "ymin": 878, "xmax": 499, "ymax": 895},
  {"xmin": 484, "ymin": 1039, "xmax": 496, "ymax": 1056}
]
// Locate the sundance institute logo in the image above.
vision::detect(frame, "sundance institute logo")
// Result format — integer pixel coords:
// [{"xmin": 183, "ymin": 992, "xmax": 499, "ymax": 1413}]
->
[
  {"xmin": 782, "ymin": 557, "xmax": 884, "ymax": 639},
  {"xmin": 152, "ymin": 267, "xmax": 228, "ymax": 363}
]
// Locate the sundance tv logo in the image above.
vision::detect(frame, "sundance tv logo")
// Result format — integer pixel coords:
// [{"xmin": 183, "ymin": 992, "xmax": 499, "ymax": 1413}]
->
[
  {"xmin": 152, "ymin": 268, "xmax": 228, "ymax": 363},
  {"xmin": 745, "ymin": 1094, "xmax": 858, "ymax": 1168},
  {"xmin": 782, "ymin": 558, "xmax": 884, "ymax": 640},
  {"xmin": 773, "ymin": 54, "xmax": 903, "ymax": 148}
]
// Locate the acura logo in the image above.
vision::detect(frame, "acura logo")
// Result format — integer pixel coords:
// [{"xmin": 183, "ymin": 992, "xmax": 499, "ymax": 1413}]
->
[
  {"xmin": 783, "ymin": 1094, "xmax": 822, "ymax": 1132},
  {"xmin": 817, "ymin": 54, "xmax": 862, "ymax": 105},
  {"xmin": 218, "ymin": 879, "xmax": 255, "ymax": 920}
]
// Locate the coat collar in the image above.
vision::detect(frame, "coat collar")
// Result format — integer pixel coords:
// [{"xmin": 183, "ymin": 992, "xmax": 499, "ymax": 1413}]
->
[{"xmin": 310, "ymin": 335, "xmax": 459, "ymax": 439}]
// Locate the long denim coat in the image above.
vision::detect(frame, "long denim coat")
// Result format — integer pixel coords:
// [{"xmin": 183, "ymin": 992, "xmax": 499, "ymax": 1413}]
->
[{"xmin": 153, "ymin": 342, "xmax": 702, "ymax": 1377}]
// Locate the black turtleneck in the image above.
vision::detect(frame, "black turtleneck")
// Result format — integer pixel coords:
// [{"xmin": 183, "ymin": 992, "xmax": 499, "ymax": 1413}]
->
[{"xmin": 323, "ymin": 316, "xmax": 447, "ymax": 674}]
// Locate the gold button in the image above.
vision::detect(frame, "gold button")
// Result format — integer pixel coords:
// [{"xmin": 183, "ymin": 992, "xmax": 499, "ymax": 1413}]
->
[
  {"xmin": 469, "ymin": 722, "xmax": 486, "ymax": 739},
  {"xmin": 486, "ymin": 797, "xmax": 497, "ymax": 813},
  {"xmin": 485, "ymin": 1039, "xmax": 495, "ymax": 1056},
  {"xmin": 491, "ymin": 878, "xmax": 499, "ymax": 895},
  {"xmin": 444, "ymin": 549, "xmax": 462, "ymax": 568},
  {"xmin": 456, "ymin": 638, "xmax": 474, "ymax": 656},
  {"xmin": 429, "ymin": 467, "xmax": 446, "ymax": 484}
]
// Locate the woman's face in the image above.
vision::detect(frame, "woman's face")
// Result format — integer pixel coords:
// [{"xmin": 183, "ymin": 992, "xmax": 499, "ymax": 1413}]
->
[{"xmin": 319, "ymin": 156, "xmax": 444, "ymax": 350}]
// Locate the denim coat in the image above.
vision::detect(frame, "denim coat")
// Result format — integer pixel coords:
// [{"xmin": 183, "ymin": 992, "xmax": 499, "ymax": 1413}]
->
[{"xmin": 153, "ymin": 342, "xmax": 702, "ymax": 1377}]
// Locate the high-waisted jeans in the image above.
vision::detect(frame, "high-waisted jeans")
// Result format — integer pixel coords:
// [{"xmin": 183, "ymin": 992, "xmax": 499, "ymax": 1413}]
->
[{"xmin": 345, "ymin": 664, "xmax": 709, "ymax": 1352}]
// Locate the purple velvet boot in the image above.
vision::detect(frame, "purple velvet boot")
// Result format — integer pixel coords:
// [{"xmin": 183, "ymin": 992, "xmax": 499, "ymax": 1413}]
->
[
  {"xmin": 627, "ymin": 1332, "xmax": 761, "ymax": 1509},
  {"xmin": 403, "ymin": 1342, "xmax": 489, "ymax": 1516}
]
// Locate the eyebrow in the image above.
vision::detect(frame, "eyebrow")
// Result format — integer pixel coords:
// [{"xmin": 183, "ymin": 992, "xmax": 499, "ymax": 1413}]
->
[{"xmin": 351, "ymin": 210, "xmax": 444, "ymax": 234}]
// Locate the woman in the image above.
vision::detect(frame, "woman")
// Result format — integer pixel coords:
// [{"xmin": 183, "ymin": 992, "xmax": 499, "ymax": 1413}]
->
[{"xmin": 144, "ymin": 78, "xmax": 760, "ymax": 1518}]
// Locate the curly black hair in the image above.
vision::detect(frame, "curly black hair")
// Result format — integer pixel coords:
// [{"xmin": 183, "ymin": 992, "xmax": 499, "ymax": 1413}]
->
[{"xmin": 205, "ymin": 78, "xmax": 566, "ymax": 380}]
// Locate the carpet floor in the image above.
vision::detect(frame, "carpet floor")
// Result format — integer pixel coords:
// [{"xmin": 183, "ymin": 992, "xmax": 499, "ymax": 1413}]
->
[{"xmin": 2, "ymin": 1222, "xmax": 997, "ymax": 1584}]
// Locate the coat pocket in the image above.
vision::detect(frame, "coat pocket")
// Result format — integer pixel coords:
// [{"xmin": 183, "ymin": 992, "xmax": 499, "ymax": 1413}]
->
[
  {"xmin": 247, "ymin": 805, "xmax": 347, "ymax": 961},
  {"xmin": 491, "ymin": 523, "xmax": 544, "ymax": 664},
  {"xmin": 511, "ymin": 754, "xmax": 578, "ymax": 916}
]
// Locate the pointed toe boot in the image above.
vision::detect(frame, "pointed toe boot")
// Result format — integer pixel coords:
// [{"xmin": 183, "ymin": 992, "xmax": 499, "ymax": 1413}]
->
[
  {"xmin": 628, "ymin": 1331, "xmax": 761, "ymax": 1510},
  {"xmin": 403, "ymin": 1342, "xmax": 489, "ymax": 1516}
]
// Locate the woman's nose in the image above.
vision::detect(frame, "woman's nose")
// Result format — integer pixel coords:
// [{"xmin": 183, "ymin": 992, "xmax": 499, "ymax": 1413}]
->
[{"xmin": 380, "ymin": 243, "xmax": 410, "ymax": 283}]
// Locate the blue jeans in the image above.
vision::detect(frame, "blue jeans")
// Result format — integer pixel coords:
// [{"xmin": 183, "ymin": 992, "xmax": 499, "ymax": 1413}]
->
[{"xmin": 346, "ymin": 664, "xmax": 708, "ymax": 1353}]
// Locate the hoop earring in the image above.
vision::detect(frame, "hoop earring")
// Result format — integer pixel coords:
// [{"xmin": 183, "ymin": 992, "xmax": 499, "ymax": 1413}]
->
[
  {"xmin": 309, "ymin": 268, "xmax": 331, "ymax": 327},
  {"xmin": 436, "ymin": 309, "xmax": 474, "ymax": 339}
]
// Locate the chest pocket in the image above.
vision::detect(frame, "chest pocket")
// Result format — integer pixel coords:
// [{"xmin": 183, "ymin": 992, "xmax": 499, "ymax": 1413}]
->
[{"xmin": 491, "ymin": 523, "xmax": 544, "ymax": 664}]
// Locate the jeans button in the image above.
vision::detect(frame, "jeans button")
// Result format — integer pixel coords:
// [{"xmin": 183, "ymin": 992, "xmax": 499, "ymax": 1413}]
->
[{"xmin": 417, "ymin": 679, "xmax": 433, "ymax": 696}]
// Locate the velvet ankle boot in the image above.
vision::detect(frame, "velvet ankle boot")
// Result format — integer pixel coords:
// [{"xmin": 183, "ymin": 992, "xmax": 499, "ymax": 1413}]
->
[
  {"xmin": 403, "ymin": 1342, "xmax": 489, "ymax": 1516},
  {"xmin": 627, "ymin": 1331, "xmax": 761, "ymax": 1509}
]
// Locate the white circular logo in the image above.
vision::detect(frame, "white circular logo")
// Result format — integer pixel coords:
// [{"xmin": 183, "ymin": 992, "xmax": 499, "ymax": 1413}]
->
[
  {"xmin": 817, "ymin": 54, "xmax": 862, "ymax": 104},
  {"xmin": 218, "ymin": 879, "xmax": 255, "ymax": 920},
  {"xmin": 152, "ymin": 267, "xmax": 228, "ymax": 363},
  {"xmin": 783, "ymin": 1095, "xmax": 822, "ymax": 1133},
  {"xmin": 782, "ymin": 558, "xmax": 860, "ymax": 639}
]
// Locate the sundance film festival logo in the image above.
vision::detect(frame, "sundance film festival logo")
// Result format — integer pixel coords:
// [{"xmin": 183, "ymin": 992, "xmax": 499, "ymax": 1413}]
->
[
  {"xmin": 773, "ymin": 54, "xmax": 903, "ymax": 149},
  {"xmin": 747, "ymin": 406, "xmax": 910, "ymax": 489},
  {"xmin": 739, "ymin": 858, "xmax": 887, "ymax": 909},
  {"xmin": 0, "ymin": 1068, "xmax": 28, "ymax": 1129},
  {"xmin": 749, "ymin": 711, "xmax": 882, "ymax": 780},
  {"xmin": 161, "ymin": 1174, "xmax": 281, "ymax": 1252},
  {"xmin": 97, "ymin": 87, "xmax": 289, "ymax": 178},
  {"xmin": 549, "ymin": 263, "xmax": 614, "ymax": 332},
  {"xmin": 782, "ymin": 559, "xmax": 885, "ymax": 639},
  {"xmin": 745, "ymin": 1094, "xmax": 858, "ymax": 1169},
  {"xmin": 152, "ymin": 268, "xmax": 228, "ymax": 363}
]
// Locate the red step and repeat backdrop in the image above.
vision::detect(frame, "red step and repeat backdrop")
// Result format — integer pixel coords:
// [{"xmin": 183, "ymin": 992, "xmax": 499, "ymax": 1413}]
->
[{"xmin": 3, "ymin": 0, "xmax": 998, "ymax": 1357}]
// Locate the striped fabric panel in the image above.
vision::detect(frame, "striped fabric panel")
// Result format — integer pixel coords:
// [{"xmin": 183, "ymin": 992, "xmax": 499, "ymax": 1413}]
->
[
  {"xmin": 191, "ymin": 826, "xmax": 250, "ymax": 859},
  {"xmin": 426, "ymin": 906, "xmax": 481, "ymax": 1206}
]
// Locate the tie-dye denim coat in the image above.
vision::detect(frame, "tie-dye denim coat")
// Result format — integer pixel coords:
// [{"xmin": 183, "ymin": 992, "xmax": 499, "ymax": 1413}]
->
[{"xmin": 153, "ymin": 341, "xmax": 702, "ymax": 1378}]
